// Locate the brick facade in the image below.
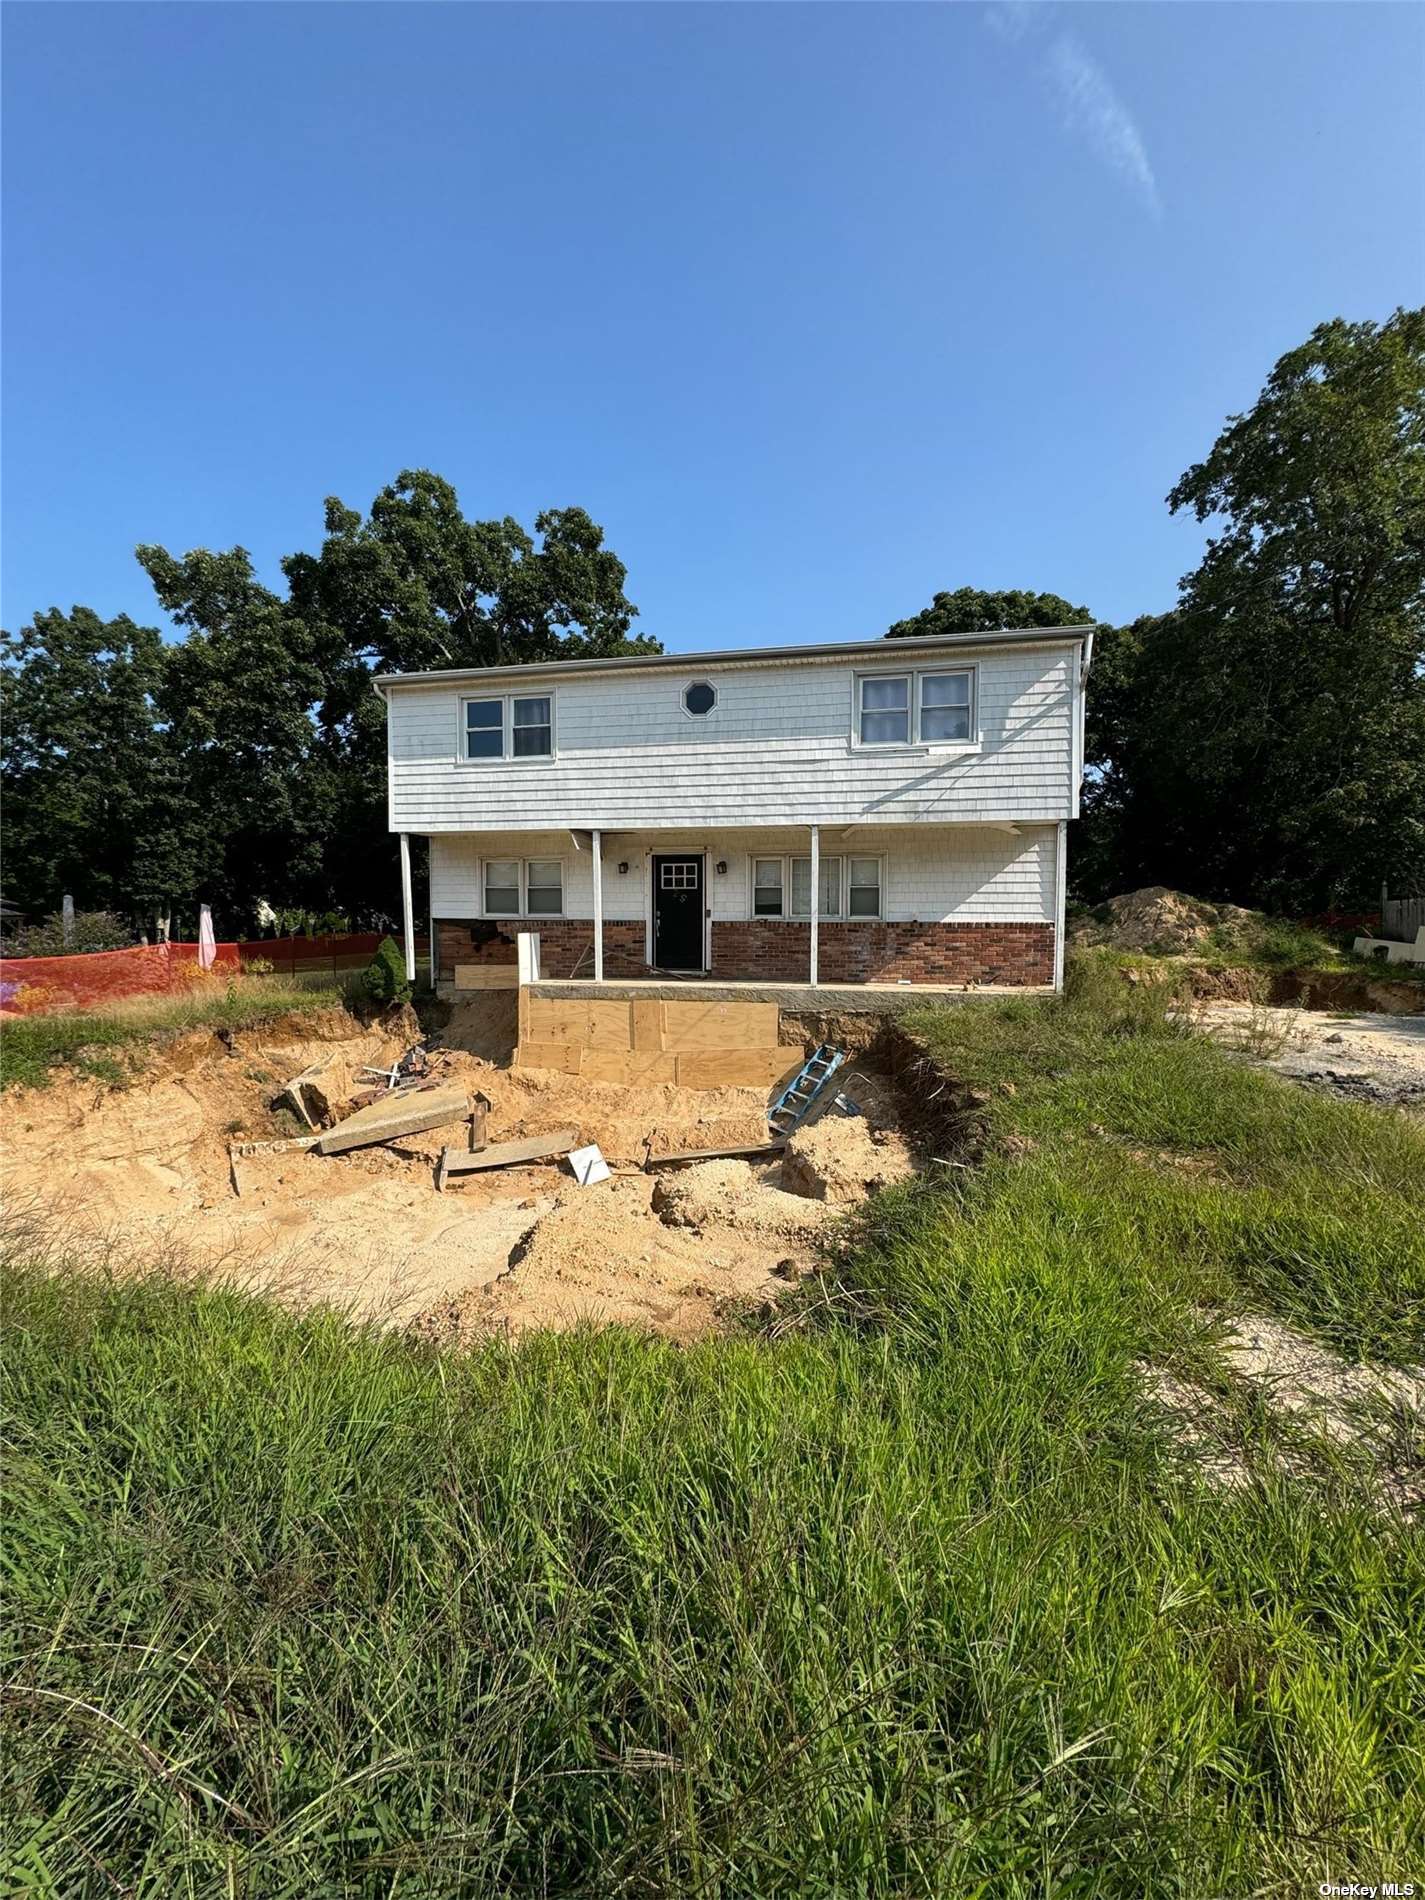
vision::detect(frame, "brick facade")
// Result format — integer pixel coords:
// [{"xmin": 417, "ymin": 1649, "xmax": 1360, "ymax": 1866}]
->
[
  {"xmin": 438, "ymin": 917, "xmax": 1053, "ymax": 986},
  {"xmin": 711, "ymin": 920, "xmax": 1053, "ymax": 985}
]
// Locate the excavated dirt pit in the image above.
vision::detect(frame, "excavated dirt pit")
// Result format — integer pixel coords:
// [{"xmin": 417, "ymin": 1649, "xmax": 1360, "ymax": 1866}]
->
[{"xmin": 1, "ymin": 1004, "xmax": 918, "ymax": 1343}]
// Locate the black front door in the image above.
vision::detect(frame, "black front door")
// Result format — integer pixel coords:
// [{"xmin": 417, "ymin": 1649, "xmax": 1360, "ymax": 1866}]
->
[{"xmin": 652, "ymin": 854, "xmax": 705, "ymax": 971}]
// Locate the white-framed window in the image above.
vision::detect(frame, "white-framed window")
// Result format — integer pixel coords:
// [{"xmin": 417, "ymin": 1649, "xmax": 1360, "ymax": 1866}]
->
[
  {"xmin": 682, "ymin": 680, "xmax": 717, "ymax": 718},
  {"xmin": 855, "ymin": 667, "xmax": 975, "ymax": 747},
  {"xmin": 751, "ymin": 855, "xmax": 882, "ymax": 920},
  {"xmin": 847, "ymin": 857, "xmax": 883, "ymax": 917},
  {"xmin": 483, "ymin": 858, "xmax": 563, "ymax": 917},
  {"xmin": 858, "ymin": 674, "xmax": 911, "ymax": 746},
  {"xmin": 753, "ymin": 857, "xmax": 784, "ymax": 916},
  {"xmin": 461, "ymin": 692, "xmax": 555, "ymax": 761}
]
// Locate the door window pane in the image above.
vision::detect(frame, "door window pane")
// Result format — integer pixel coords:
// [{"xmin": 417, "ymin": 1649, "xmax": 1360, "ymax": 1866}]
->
[
  {"xmin": 753, "ymin": 858, "xmax": 784, "ymax": 916},
  {"xmin": 525, "ymin": 859, "xmax": 562, "ymax": 914},
  {"xmin": 465, "ymin": 698, "xmax": 504, "ymax": 759},
  {"xmin": 859, "ymin": 676, "xmax": 910, "ymax": 744},
  {"xmin": 511, "ymin": 696, "xmax": 552, "ymax": 757},
  {"xmin": 484, "ymin": 860, "xmax": 520, "ymax": 914},
  {"xmin": 848, "ymin": 857, "xmax": 882, "ymax": 917},
  {"xmin": 920, "ymin": 673, "xmax": 972, "ymax": 742}
]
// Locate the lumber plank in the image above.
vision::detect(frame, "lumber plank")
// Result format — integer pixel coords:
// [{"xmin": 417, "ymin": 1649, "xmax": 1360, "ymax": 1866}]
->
[
  {"xmin": 436, "ymin": 1128, "xmax": 579, "ymax": 1177},
  {"xmin": 315, "ymin": 1085, "xmax": 471, "ymax": 1155},
  {"xmin": 645, "ymin": 1141, "xmax": 787, "ymax": 1168},
  {"xmin": 453, "ymin": 963, "xmax": 519, "ymax": 990}
]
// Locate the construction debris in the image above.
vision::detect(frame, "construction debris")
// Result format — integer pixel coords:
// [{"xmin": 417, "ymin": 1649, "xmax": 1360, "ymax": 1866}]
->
[
  {"xmin": 435, "ymin": 1126, "xmax": 580, "ymax": 1190},
  {"xmin": 567, "ymin": 1143, "xmax": 611, "ymax": 1187},
  {"xmin": 315, "ymin": 1084, "xmax": 472, "ymax": 1156},
  {"xmin": 645, "ymin": 1140, "xmax": 788, "ymax": 1170},
  {"xmin": 276, "ymin": 1056, "xmax": 347, "ymax": 1130}
]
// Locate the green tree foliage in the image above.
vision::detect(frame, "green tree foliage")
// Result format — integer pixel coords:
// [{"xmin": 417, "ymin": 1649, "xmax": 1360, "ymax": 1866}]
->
[
  {"xmin": 885, "ymin": 586, "xmax": 1096, "ymax": 640},
  {"xmin": 0, "ymin": 608, "xmax": 178, "ymax": 920},
  {"xmin": 1080, "ymin": 310, "xmax": 1425, "ymax": 910},
  {"xmin": 0, "ymin": 477, "xmax": 656, "ymax": 934},
  {"xmin": 3, "ymin": 909, "xmax": 136, "ymax": 958}
]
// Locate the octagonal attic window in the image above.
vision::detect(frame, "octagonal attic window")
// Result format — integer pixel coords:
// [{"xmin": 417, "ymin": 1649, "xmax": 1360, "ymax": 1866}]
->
[{"xmin": 683, "ymin": 680, "xmax": 717, "ymax": 717}]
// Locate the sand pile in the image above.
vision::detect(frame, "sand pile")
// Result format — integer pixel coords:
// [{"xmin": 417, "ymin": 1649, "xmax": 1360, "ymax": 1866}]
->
[
  {"xmin": 780, "ymin": 1116, "xmax": 915, "ymax": 1203},
  {"xmin": 651, "ymin": 1159, "xmax": 836, "ymax": 1239},
  {"xmin": 3, "ymin": 1011, "xmax": 922, "ymax": 1342},
  {"xmin": 1069, "ymin": 888, "xmax": 1261, "ymax": 956}
]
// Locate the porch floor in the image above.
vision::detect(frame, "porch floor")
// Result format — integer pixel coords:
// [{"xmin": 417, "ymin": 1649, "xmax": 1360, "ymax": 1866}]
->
[{"xmin": 522, "ymin": 977, "xmax": 1054, "ymax": 1012}]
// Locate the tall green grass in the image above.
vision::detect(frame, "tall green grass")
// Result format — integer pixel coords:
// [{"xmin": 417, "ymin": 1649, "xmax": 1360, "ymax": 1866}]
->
[{"xmin": 2, "ymin": 981, "xmax": 1422, "ymax": 1894}]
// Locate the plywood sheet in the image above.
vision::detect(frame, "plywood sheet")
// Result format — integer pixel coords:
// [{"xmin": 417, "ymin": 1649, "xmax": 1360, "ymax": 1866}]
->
[
  {"xmin": 523, "ymin": 999, "xmax": 633, "ymax": 1050},
  {"xmin": 661, "ymin": 1000, "xmax": 780, "ymax": 1051},
  {"xmin": 514, "ymin": 1041, "xmax": 583, "ymax": 1074},
  {"xmin": 630, "ymin": 999, "xmax": 665, "ymax": 1052},
  {"xmin": 674, "ymin": 1048, "xmax": 803, "ymax": 1091},
  {"xmin": 454, "ymin": 964, "xmax": 519, "ymax": 990},
  {"xmin": 578, "ymin": 1047, "xmax": 679, "ymax": 1086}
]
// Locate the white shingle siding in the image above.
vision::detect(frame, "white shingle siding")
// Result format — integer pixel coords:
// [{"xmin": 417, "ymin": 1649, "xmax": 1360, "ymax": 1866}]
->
[
  {"xmin": 390, "ymin": 646, "xmax": 1076, "ymax": 832},
  {"xmin": 430, "ymin": 825, "xmax": 1058, "ymax": 927}
]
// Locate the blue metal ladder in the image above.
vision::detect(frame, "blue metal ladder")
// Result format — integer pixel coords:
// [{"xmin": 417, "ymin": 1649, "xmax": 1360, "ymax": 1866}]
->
[{"xmin": 768, "ymin": 1044, "xmax": 846, "ymax": 1138}]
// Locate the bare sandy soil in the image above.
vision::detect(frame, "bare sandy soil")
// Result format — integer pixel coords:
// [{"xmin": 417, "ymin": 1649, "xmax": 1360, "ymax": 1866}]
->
[
  {"xmin": 1191, "ymin": 1003, "xmax": 1425, "ymax": 1108},
  {"xmin": 1, "ymin": 1005, "xmax": 915, "ymax": 1341}
]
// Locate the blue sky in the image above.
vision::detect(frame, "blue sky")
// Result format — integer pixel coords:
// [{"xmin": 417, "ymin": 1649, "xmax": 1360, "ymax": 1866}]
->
[{"xmin": 3, "ymin": 2, "xmax": 1421, "ymax": 649}]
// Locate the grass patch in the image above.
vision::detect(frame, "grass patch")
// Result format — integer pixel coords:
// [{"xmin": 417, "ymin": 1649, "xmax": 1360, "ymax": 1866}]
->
[
  {"xmin": 2, "ymin": 980, "xmax": 1422, "ymax": 1893},
  {"xmin": 0, "ymin": 976, "xmax": 362, "ymax": 1092}
]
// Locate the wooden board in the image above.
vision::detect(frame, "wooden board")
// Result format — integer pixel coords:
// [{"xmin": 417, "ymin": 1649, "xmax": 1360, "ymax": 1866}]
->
[
  {"xmin": 645, "ymin": 1141, "xmax": 786, "ymax": 1168},
  {"xmin": 577, "ymin": 1047, "xmax": 679, "ymax": 1086},
  {"xmin": 660, "ymin": 1000, "xmax": 780, "ymax": 1051},
  {"xmin": 630, "ymin": 999, "xmax": 665, "ymax": 1052},
  {"xmin": 437, "ymin": 1128, "xmax": 579, "ymax": 1176},
  {"xmin": 316, "ymin": 1085, "xmax": 471, "ymax": 1154},
  {"xmin": 453, "ymin": 964, "xmax": 519, "ymax": 990},
  {"xmin": 514, "ymin": 1041, "xmax": 583, "ymax": 1075},
  {"xmin": 674, "ymin": 1048, "xmax": 803, "ymax": 1091},
  {"xmin": 522, "ymin": 998, "xmax": 634, "ymax": 1050}
]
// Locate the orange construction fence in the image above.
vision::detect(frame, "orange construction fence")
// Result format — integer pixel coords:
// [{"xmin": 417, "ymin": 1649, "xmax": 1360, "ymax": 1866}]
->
[{"xmin": 0, "ymin": 940, "xmax": 240, "ymax": 1015}]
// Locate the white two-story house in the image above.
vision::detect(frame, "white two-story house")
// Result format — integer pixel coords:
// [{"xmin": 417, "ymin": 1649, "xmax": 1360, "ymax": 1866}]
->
[{"xmin": 375, "ymin": 626, "xmax": 1094, "ymax": 992}]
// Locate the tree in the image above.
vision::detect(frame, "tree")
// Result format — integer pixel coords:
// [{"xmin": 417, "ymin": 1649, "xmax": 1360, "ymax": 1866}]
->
[
  {"xmin": 1084, "ymin": 310, "xmax": 1425, "ymax": 911},
  {"xmin": 885, "ymin": 586, "xmax": 1096, "ymax": 640},
  {"xmin": 0, "ymin": 608, "xmax": 177, "ymax": 921}
]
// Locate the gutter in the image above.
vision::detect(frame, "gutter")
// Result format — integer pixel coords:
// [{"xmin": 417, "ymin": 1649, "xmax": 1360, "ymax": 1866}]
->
[{"xmin": 371, "ymin": 625, "xmax": 1091, "ymax": 692}]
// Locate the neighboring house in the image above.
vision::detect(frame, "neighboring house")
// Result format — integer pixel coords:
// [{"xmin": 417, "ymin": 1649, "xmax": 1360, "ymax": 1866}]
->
[{"xmin": 374, "ymin": 626, "xmax": 1095, "ymax": 991}]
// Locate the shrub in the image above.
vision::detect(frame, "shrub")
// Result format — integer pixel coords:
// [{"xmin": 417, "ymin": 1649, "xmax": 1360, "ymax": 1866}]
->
[
  {"xmin": 362, "ymin": 934, "xmax": 410, "ymax": 1005},
  {"xmin": 3, "ymin": 909, "xmax": 136, "ymax": 958}
]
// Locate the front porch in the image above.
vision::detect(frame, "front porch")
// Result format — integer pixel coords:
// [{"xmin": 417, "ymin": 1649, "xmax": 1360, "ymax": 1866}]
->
[{"xmin": 410, "ymin": 821, "xmax": 1065, "ymax": 993}]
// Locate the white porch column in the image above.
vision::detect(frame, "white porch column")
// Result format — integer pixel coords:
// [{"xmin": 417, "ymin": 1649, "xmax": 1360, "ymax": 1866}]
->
[
  {"xmin": 399, "ymin": 831, "xmax": 416, "ymax": 985},
  {"xmin": 591, "ymin": 829, "xmax": 604, "ymax": 982},
  {"xmin": 809, "ymin": 824, "xmax": 820, "ymax": 986},
  {"xmin": 1053, "ymin": 819, "xmax": 1067, "ymax": 993}
]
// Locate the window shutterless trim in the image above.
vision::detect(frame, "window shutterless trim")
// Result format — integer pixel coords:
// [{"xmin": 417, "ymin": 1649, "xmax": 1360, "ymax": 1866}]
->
[
  {"xmin": 747, "ymin": 853, "xmax": 884, "ymax": 921},
  {"xmin": 457, "ymin": 691, "xmax": 558, "ymax": 762},
  {"xmin": 479, "ymin": 856, "xmax": 565, "ymax": 918},
  {"xmin": 851, "ymin": 666, "xmax": 977, "ymax": 750}
]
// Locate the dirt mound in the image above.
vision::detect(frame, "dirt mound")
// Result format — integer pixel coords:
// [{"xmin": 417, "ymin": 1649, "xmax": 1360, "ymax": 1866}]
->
[
  {"xmin": 652, "ymin": 1160, "xmax": 836, "ymax": 1239},
  {"xmin": 1070, "ymin": 888, "xmax": 1235, "ymax": 955},
  {"xmin": 414, "ymin": 1173, "xmax": 813, "ymax": 1344},
  {"xmin": 780, "ymin": 1116, "xmax": 916, "ymax": 1203}
]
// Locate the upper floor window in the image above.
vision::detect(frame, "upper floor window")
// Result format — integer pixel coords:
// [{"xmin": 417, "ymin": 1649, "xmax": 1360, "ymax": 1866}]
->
[
  {"xmin": 856, "ymin": 668, "xmax": 975, "ymax": 747},
  {"xmin": 683, "ymin": 680, "xmax": 717, "ymax": 717},
  {"xmin": 462, "ymin": 693, "xmax": 553, "ymax": 761}
]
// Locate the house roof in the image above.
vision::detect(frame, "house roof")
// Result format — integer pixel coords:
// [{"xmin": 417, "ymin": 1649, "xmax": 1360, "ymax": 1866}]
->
[{"xmin": 372, "ymin": 626, "xmax": 1092, "ymax": 692}]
